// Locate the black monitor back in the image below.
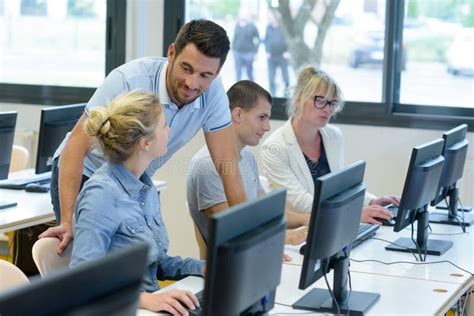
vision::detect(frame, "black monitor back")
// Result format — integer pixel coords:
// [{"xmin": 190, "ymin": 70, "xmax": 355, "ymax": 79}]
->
[
  {"xmin": 0, "ymin": 112, "xmax": 17, "ymax": 180},
  {"xmin": 431, "ymin": 124, "xmax": 469, "ymax": 206},
  {"xmin": 0, "ymin": 243, "xmax": 148, "ymax": 316},
  {"xmin": 35, "ymin": 103, "xmax": 85, "ymax": 174},
  {"xmin": 204, "ymin": 189, "xmax": 287, "ymax": 315},
  {"xmin": 394, "ymin": 139, "xmax": 445, "ymax": 232},
  {"xmin": 299, "ymin": 161, "xmax": 366, "ymax": 289}
]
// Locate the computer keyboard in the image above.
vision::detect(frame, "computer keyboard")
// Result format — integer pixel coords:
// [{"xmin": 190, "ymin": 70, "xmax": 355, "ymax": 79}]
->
[
  {"xmin": 299, "ymin": 223, "xmax": 380, "ymax": 255},
  {"xmin": 0, "ymin": 171, "xmax": 51, "ymax": 190},
  {"xmin": 351, "ymin": 223, "xmax": 380, "ymax": 249}
]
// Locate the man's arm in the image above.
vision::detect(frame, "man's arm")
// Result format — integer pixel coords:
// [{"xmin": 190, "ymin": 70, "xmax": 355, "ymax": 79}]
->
[
  {"xmin": 203, "ymin": 202, "xmax": 228, "ymax": 218},
  {"xmin": 39, "ymin": 114, "xmax": 94, "ymax": 254},
  {"xmin": 205, "ymin": 127, "xmax": 246, "ymax": 207}
]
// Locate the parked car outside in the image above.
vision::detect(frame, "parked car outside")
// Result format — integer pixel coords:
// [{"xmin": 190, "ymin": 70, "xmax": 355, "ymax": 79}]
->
[
  {"xmin": 446, "ymin": 28, "xmax": 474, "ymax": 75},
  {"xmin": 349, "ymin": 30, "xmax": 407, "ymax": 70}
]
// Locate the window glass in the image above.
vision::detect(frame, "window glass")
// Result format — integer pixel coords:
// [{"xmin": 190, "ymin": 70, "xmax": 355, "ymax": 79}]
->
[
  {"xmin": 0, "ymin": 0, "xmax": 106, "ymax": 87},
  {"xmin": 184, "ymin": 0, "xmax": 385, "ymax": 102},
  {"xmin": 400, "ymin": 0, "xmax": 474, "ymax": 108},
  {"xmin": 21, "ymin": 0, "xmax": 47, "ymax": 16}
]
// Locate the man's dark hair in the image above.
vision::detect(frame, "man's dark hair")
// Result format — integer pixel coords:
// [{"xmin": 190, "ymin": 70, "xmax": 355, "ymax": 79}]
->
[
  {"xmin": 227, "ymin": 80, "xmax": 273, "ymax": 111},
  {"xmin": 174, "ymin": 19, "xmax": 230, "ymax": 68}
]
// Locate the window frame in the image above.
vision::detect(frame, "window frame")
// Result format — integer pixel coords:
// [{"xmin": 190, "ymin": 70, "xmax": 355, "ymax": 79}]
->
[
  {"xmin": 166, "ymin": 0, "xmax": 473, "ymax": 132},
  {"xmin": 0, "ymin": 0, "xmax": 126, "ymax": 105}
]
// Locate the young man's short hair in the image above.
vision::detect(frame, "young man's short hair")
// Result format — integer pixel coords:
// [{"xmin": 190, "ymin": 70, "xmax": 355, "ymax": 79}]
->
[{"xmin": 227, "ymin": 80, "xmax": 272, "ymax": 111}]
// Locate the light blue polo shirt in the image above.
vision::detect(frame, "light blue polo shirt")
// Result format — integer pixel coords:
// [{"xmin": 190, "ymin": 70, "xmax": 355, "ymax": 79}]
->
[{"xmin": 54, "ymin": 57, "xmax": 231, "ymax": 177}]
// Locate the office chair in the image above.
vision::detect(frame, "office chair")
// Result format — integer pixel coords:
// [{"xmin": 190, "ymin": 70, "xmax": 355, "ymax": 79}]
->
[
  {"xmin": 0, "ymin": 259, "xmax": 29, "ymax": 293},
  {"xmin": 9, "ymin": 145, "xmax": 29, "ymax": 173},
  {"xmin": 32, "ymin": 237, "xmax": 72, "ymax": 276}
]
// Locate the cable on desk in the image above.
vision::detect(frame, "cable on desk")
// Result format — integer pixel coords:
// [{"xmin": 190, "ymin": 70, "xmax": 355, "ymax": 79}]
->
[
  {"xmin": 429, "ymin": 231, "xmax": 468, "ymax": 236},
  {"xmin": 370, "ymin": 237, "xmax": 419, "ymax": 261},
  {"xmin": 323, "ymin": 271, "xmax": 341, "ymax": 315},
  {"xmin": 457, "ymin": 198, "xmax": 468, "ymax": 233},
  {"xmin": 460, "ymin": 288, "xmax": 471, "ymax": 316},
  {"xmin": 350, "ymin": 258, "xmax": 473, "ymax": 276},
  {"xmin": 410, "ymin": 212, "xmax": 426, "ymax": 261}
]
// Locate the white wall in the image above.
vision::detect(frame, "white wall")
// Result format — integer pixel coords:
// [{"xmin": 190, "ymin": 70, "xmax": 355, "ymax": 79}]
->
[{"xmin": 1, "ymin": 1, "xmax": 472, "ymax": 260}]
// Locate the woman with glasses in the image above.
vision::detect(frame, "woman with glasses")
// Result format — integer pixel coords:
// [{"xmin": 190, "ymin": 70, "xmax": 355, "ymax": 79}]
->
[{"xmin": 261, "ymin": 66, "xmax": 399, "ymax": 225}]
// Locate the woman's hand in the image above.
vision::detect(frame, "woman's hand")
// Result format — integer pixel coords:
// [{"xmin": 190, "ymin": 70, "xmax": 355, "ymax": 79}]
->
[
  {"xmin": 369, "ymin": 195, "xmax": 400, "ymax": 207},
  {"xmin": 139, "ymin": 290, "xmax": 200, "ymax": 315},
  {"xmin": 361, "ymin": 205, "xmax": 392, "ymax": 225},
  {"xmin": 285, "ymin": 227, "xmax": 308, "ymax": 246}
]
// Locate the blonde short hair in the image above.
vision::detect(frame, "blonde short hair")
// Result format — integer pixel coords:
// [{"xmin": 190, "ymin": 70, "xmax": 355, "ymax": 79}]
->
[
  {"xmin": 287, "ymin": 66, "xmax": 344, "ymax": 117},
  {"xmin": 85, "ymin": 91, "xmax": 163, "ymax": 163}
]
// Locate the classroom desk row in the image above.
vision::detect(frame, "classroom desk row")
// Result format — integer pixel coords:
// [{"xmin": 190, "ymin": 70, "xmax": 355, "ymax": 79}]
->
[{"xmin": 139, "ymin": 220, "xmax": 473, "ymax": 315}]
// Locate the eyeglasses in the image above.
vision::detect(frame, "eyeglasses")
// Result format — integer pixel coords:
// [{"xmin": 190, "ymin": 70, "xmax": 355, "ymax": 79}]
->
[{"xmin": 313, "ymin": 96, "xmax": 342, "ymax": 112}]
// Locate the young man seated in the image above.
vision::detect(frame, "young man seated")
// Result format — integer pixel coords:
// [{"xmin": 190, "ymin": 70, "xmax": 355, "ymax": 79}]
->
[{"xmin": 186, "ymin": 80, "xmax": 308, "ymax": 259}]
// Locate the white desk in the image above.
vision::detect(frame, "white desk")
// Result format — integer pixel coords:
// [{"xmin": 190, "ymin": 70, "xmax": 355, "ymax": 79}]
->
[
  {"xmin": 273, "ymin": 264, "xmax": 470, "ymax": 315},
  {"xmin": 0, "ymin": 169, "xmax": 55, "ymax": 234},
  {"xmin": 136, "ymin": 220, "xmax": 472, "ymax": 315},
  {"xmin": 0, "ymin": 189, "xmax": 54, "ymax": 233}
]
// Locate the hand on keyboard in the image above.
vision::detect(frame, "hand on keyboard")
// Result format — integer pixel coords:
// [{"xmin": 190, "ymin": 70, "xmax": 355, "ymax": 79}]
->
[
  {"xmin": 369, "ymin": 195, "xmax": 401, "ymax": 207},
  {"xmin": 361, "ymin": 205, "xmax": 393, "ymax": 225}
]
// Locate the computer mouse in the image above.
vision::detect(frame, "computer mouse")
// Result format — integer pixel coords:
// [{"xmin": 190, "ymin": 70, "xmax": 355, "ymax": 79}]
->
[
  {"xmin": 299, "ymin": 243, "xmax": 307, "ymax": 255},
  {"xmin": 25, "ymin": 183, "xmax": 50, "ymax": 193},
  {"xmin": 375, "ymin": 217, "xmax": 395, "ymax": 226},
  {"xmin": 188, "ymin": 306, "xmax": 203, "ymax": 315}
]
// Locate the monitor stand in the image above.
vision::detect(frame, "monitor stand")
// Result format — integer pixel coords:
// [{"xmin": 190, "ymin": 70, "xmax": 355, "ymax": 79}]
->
[
  {"xmin": 430, "ymin": 187, "xmax": 473, "ymax": 226},
  {"xmin": 293, "ymin": 256, "xmax": 380, "ymax": 315},
  {"xmin": 0, "ymin": 200, "xmax": 18, "ymax": 210},
  {"xmin": 386, "ymin": 209, "xmax": 453, "ymax": 259}
]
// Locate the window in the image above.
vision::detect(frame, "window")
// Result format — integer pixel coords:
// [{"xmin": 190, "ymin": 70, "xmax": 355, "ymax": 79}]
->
[
  {"xmin": 166, "ymin": 0, "xmax": 473, "ymax": 131},
  {"xmin": 21, "ymin": 0, "xmax": 47, "ymax": 16},
  {"xmin": 400, "ymin": 0, "xmax": 474, "ymax": 108},
  {"xmin": 67, "ymin": 0, "xmax": 97, "ymax": 18},
  {"xmin": 0, "ymin": 0, "xmax": 126, "ymax": 105},
  {"xmin": 182, "ymin": 0, "xmax": 387, "ymax": 103}
]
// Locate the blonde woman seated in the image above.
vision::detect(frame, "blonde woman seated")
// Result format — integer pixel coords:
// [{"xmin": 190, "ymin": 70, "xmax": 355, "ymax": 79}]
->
[
  {"xmin": 261, "ymin": 67, "xmax": 399, "ymax": 225},
  {"xmin": 70, "ymin": 91, "xmax": 202, "ymax": 315}
]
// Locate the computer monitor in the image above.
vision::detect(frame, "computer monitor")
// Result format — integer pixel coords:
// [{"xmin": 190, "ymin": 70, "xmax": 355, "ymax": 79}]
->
[
  {"xmin": 0, "ymin": 111, "xmax": 17, "ymax": 180},
  {"xmin": 386, "ymin": 139, "xmax": 452, "ymax": 257},
  {"xmin": 35, "ymin": 103, "xmax": 85, "ymax": 174},
  {"xmin": 0, "ymin": 112, "xmax": 18, "ymax": 209},
  {"xmin": 293, "ymin": 161, "xmax": 380, "ymax": 315},
  {"xmin": 429, "ymin": 124, "xmax": 472, "ymax": 226},
  {"xmin": 203, "ymin": 188, "xmax": 287, "ymax": 315},
  {"xmin": 0, "ymin": 243, "xmax": 148, "ymax": 316}
]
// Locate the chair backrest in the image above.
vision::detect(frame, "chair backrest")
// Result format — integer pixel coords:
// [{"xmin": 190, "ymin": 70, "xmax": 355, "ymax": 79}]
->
[
  {"xmin": 32, "ymin": 238, "xmax": 72, "ymax": 276},
  {"xmin": 9, "ymin": 145, "xmax": 29, "ymax": 172},
  {"xmin": 0, "ymin": 259, "xmax": 29, "ymax": 293},
  {"xmin": 259, "ymin": 175, "xmax": 272, "ymax": 193}
]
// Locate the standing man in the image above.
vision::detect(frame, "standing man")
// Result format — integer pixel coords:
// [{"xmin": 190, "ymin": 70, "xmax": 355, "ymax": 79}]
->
[
  {"xmin": 40, "ymin": 19, "xmax": 247, "ymax": 254},
  {"xmin": 232, "ymin": 10, "xmax": 260, "ymax": 81},
  {"xmin": 187, "ymin": 80, "xmax": 308, "ymax": 258},
  {"xmin": 264, "ymin": 12, "xmax": 290, "ymax": 96}
]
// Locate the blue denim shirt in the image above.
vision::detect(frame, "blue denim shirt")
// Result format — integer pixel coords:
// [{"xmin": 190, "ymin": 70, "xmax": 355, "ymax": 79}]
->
[{"xmin": 70, "ymin": 162, "xmax": 204, "ymax": 292}]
